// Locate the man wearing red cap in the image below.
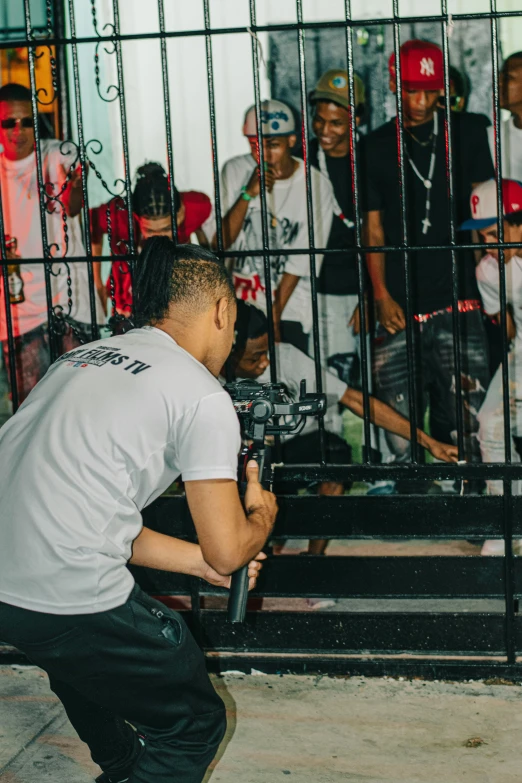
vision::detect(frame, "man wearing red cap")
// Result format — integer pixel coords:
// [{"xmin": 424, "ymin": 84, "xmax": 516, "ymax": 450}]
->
[
  {"xmin": 469, "ymin": 179, "xmax": 522, "ymax": 551},
  {"xmin": 361, "ymin": 39, "xmax": 493, "ymax": 480}
]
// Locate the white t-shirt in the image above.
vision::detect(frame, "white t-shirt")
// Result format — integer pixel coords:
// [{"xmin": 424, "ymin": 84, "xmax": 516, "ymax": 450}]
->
[
  {"xmin": 488, "ymin": 117, "xmax": 522, "ymax": 181},
  {"xmin": 255, "ymin": 342, "xmax": 346, "ymax": 438},
  {"xmin": 216, "ymin": 154, "xmax": 334, "ymax": 334},
  {"xmin": 0, "ymin": 327, "xmax": 240, "ymax": 614},
  {"xmin": 0, "ymin": 139, "xmax": 105, "ymax": 341},
  {"xmin": 476, "ymin": 253, "xmax": 522, "ymax": 348}
]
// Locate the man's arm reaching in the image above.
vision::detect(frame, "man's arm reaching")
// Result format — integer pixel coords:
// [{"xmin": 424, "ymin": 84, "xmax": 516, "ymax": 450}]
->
[{"xmin": 340, "ymin": 387, "xmax": 458, "ymax": 463}]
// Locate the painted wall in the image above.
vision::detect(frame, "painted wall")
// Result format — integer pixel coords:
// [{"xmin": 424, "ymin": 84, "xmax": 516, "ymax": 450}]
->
[{"xmin": 59, "ymin": 1, "xmax": 522, "ymax": 210}]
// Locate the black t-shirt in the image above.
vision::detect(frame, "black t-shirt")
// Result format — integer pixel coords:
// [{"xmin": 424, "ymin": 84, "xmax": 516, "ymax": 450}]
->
[
  {"xmin": 307, "ymin": 138, "xmax": 358, "ymax": 295},
  {"xmin": 360, "ymin": 110, "xmax": 494, "ymax": 314}
]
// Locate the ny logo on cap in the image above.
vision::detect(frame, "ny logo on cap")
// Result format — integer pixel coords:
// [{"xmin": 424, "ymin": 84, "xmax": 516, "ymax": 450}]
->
[{"xmin": 420, "ymin": 57, "xmax": 435, "ymax": 77}]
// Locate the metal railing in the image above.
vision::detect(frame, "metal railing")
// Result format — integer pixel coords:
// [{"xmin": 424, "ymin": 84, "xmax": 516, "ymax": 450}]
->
[{"xmin": 1, "ymin": 0, "xmax": 522, "ymax": 678}]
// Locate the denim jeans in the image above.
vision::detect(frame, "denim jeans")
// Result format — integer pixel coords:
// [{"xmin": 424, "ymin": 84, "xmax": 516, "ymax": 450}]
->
[
  {"xmin": 372, "ymin": 309, "xmax": 490, "ymax": 463},
  {"xmin": 0, "ymin": 584, "xmax": 226, "ymax": 783}
]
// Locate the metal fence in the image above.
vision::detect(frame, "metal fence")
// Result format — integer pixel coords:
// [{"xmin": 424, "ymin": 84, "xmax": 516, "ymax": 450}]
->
[{"xmin": 1, "ymin": 0, "xmax": 522, "ymax": 679}]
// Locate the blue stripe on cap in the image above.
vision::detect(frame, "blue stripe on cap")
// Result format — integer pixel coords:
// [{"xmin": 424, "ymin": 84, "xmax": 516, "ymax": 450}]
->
[{"xmin": 459, "ymin": 216, "xmax": 497, "ymax": 231}]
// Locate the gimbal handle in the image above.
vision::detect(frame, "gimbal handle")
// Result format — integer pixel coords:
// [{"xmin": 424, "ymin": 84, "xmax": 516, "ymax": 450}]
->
[{"xmin": 227, "ymin": 441, "xmax": 267, "ymax": 624}]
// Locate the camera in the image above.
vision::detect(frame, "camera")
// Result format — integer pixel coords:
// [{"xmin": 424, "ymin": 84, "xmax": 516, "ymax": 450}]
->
[{"xmin": 225, "ymin": 379, "xmax": 326, "ymax": 442}]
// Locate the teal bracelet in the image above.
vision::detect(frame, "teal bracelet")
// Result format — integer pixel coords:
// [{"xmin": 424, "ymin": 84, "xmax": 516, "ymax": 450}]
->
[{"xmin": 241, "ymin": 185, "xmax": 252, "ymax": 202}]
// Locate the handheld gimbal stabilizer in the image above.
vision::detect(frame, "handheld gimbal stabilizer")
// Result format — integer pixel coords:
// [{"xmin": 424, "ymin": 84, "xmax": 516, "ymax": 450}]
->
[{"xmin": 224, "ymin": 379, "xmax": 326, "ymax": 624}]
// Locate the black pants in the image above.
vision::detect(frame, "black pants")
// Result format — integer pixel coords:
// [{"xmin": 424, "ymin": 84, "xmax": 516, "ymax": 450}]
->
[
  {"xmin": 0, "ymin": 584, "xmax": 226, "ymax": 782},
  {"xmin": 280, "ymin": 320, "xmax": 309, "ymax": 354}
]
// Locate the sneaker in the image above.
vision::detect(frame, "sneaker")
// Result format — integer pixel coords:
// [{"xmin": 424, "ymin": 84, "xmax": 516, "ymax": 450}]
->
[
  {"xmin": 306, "ymin": 598, "xmax": 337, "ymax": 610},
  {"xmin": 366, "ymin": 481, "xmax": 396, "ymax": 496},
  {"xmin": 481, "ymin": 539, "xmax": 522, "ymax": 556}
]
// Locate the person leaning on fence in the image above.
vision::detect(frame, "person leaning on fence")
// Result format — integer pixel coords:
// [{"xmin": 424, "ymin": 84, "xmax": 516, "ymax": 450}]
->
[
  {"xmin": 209, "ymin": 98, "xmax": 335, "ymax": 354},
  {"xmin": 0, "ymin": 82, "xmax": 105, "ymax": 403},
  {"xmin": 466, "ymin": 179, "xmax": 522, "ymax": 555},
  {"xmin": 90, "ymin": 161, "xmax": 212, "ymax": 317},
  {"xmin": 227, "ymin": 300, "xmax": 458, "ymax": 571},
  {"xmin": 301, "ymin": 68, "xmax": 367, "ymax": 384},
  {"xmin": 360, "ymin": 40, "xmax": 493, "ymax": 492},
  {"xmin": 0, "ymin": 238, "xmax": 278, "ymax": 783}
]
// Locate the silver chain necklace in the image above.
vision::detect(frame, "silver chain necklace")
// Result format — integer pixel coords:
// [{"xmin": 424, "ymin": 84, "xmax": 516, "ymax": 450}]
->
[{"xmin": 405, "ymin": 111, "xmax": 438, "ymax": 235}]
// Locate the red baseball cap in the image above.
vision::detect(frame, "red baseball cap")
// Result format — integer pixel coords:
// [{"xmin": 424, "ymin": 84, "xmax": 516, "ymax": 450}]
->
[
  {"xmin": 460, "ymin": 179, "xmax": 522, "ymax": 230},
  {"xmin": 389, "ymin": 40, "xmax": 444, "ymax": 91}
]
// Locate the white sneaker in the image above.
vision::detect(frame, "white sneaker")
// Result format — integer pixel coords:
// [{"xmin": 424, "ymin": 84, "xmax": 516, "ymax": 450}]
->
[
  {"xmin": 481, "ymin": 539, "xmax": 522, "ymax": 556},
  {"xmin": 306, "ymin": 598, "xmax": 337, "ymax": 610}
]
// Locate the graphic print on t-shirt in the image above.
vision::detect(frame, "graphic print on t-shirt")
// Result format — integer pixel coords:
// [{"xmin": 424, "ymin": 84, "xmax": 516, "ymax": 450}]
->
[
  {"xmin": 57, "ymin": 343, "xmax": 151, "ymax": 374},
  {"xmin": 234, "ymin": 210, "xmax": 301, "ymax": 302}
]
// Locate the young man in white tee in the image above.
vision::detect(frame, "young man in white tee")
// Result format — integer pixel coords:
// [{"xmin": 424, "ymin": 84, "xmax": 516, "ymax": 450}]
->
[
  {"xmin": 0, "ymin": 240, "xmax": 277, "ymax": 783},
  {"xmin": 465, "ymin": 179, "xmax": 522, "ymax": 554},
  {"xmin": 488, "ymin": 52, "xmax": 522, "ymax": 180},
  {"xmin": 0, "ymin": 82, "xmax": 105, "ymax": 403},
  {"xmin": 228, "ymin": 301, "xmax": 458, "ymax": 563},
  {"xmin": 212, "ymin": 98, "xmax": 335, "ymax": 354}
]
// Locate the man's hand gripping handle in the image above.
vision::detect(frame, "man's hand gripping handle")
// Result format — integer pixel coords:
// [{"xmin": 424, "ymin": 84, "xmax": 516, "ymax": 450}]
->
[{"xmin": 227, "ymin": 453, "xmax": 275, "ymax": 623}]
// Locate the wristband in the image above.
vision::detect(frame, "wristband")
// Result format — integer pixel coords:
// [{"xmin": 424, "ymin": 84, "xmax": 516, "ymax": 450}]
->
[{"xmin": 241, "ymin": 185, "xmax": 253, "ymax": 202}]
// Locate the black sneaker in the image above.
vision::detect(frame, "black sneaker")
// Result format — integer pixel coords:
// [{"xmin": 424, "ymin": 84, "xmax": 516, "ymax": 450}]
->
[{"xmin": 96, "ymin": 775, "xmax": 129, "ymax": 783}]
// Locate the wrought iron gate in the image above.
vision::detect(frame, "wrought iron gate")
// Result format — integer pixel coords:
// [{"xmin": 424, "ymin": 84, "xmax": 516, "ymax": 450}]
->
[{"xmin": 1, "ymin": 0, "xmax": 522, "ymax": 680}]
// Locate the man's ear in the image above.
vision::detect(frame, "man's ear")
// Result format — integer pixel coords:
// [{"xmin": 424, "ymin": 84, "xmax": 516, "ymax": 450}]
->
[
  {"xmin": 287, "ymin": 133, "xmax": 297, "ymax": 150},
  {"xmin": 389, "ymin": 76, "xmax": 397, "ymax": 94},
  {"xmin": 215, "ymin": 296, "xmax": 230, "ymax": 331}
]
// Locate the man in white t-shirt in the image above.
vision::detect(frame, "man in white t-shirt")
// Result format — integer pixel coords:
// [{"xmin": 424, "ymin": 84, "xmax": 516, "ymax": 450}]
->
[
  {"xmin": 488, "ymin": 52, "xmax": 522, "ymax": 180},
  {"xmin": 210, "ymin": 99, "xmax": 335, "ymax": 354},
  {"xmin": 0, "ymin": 240, "xmax": 277, "ymax": 783},
  {"xmin": 465, "ymin": 179, "xmax": 522, "ymax": 554},
  {"xmin": 228, "ymin": 301, "xmax": 457, "ymax": 559},
  {"xmin": 0, "ymin": 83, "xmax": 105, "ymax": 404}
]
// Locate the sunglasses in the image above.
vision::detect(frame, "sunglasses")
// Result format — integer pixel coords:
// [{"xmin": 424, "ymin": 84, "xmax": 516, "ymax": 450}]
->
[
  {"xmin": 0, "ymin": 117, "xmax": 33, "ymax": 130},
  {"xmin": 438, "ymin": 95, "xmax": 463, "ymax": 108}
]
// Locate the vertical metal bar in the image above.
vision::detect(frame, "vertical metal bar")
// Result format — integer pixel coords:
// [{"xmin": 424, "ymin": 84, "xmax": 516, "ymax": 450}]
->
[
  {"xmin": 0, "ymin": 180, "xmax": 20, "ymax": 412},
  {"xmin": 248, "ymin": 0, "xmax": 278, "ymax": 383},
  {"xmin": 344, "ymin": 0, "xmax": 372, "ymax": 460},
  {"xmin": 24, "ymin": 0, "xmax": 59, "ymax": 363},
  {"xmin": 67, "ymin": 0, "xmax": 99, "ymax": 341},
  {"xmin": 52, "ymin": 0, "xmax": 72, "ymax": 141},
  {"xmin": 440, "ymin": 0, "xmax": 464, "ymax": 459},
  {"xmin": 295, "ymin": 0, "xmax": 326, "ymax": 464},
  {"xmin": 157, "ymin": 0, "xmax": 178, "ymax": 245},
  {"xmin": 111, "ymin": 0, "xmax": 136, "ymax": 295},
  {"xmin": 490, "ymin": 0, "xmax": 516, "ymax": 665},
  {"xmin": 202, "ymin": 0, "xmax": 224, "ymax": 255},
  {"xmin": 392, "ymin": 0, "xmax": 419, "ymax": 461}
]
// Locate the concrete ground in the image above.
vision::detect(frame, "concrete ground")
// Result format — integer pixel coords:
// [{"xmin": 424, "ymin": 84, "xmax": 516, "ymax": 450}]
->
[{"xmin": 2, "ymin": 666, "xmax": 522, "ymax": 783}]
